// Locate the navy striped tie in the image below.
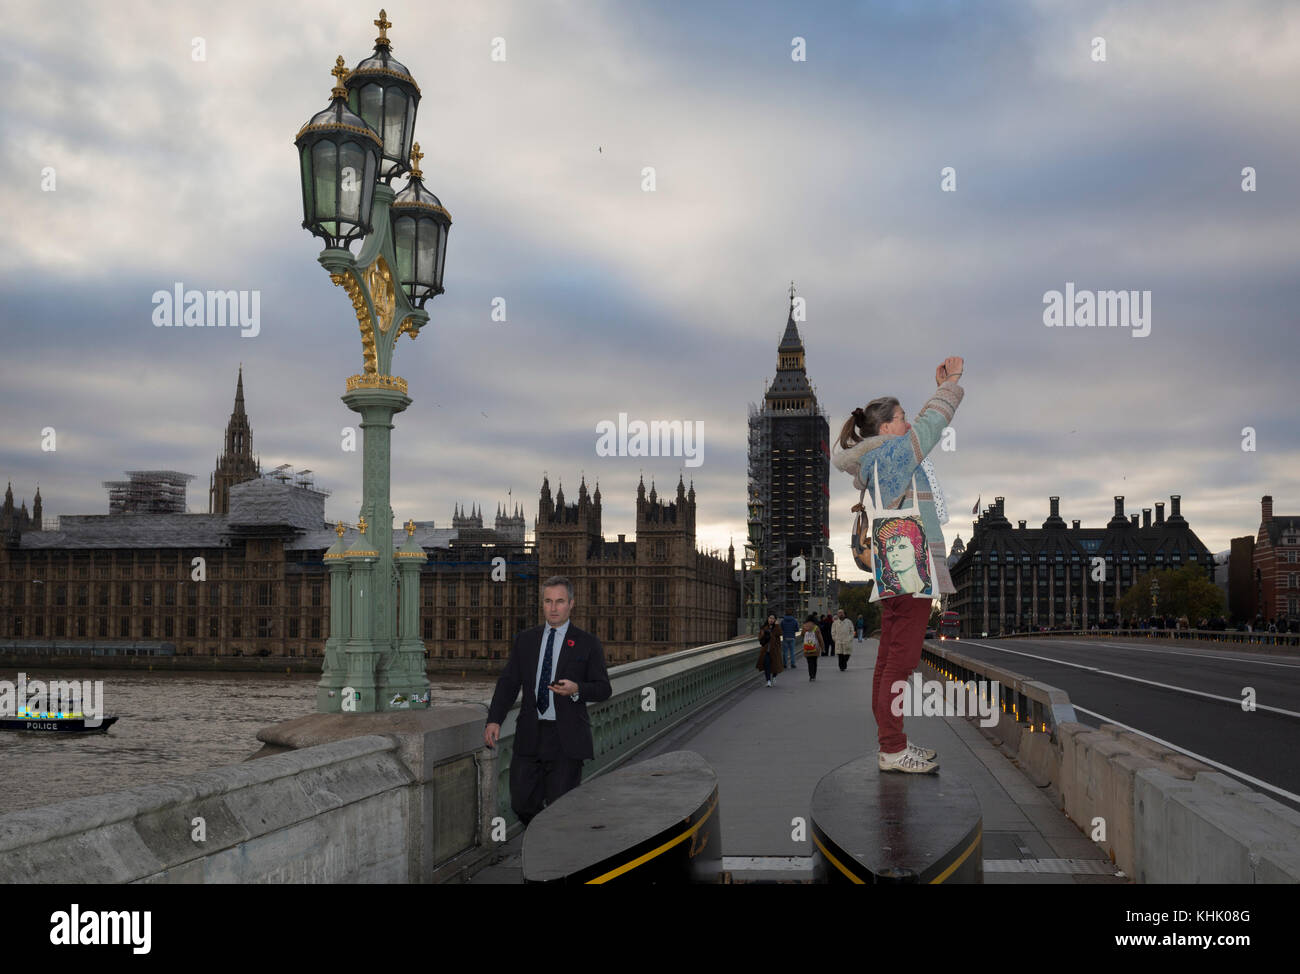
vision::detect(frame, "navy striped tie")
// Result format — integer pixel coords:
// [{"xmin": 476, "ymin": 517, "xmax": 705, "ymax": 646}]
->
[{"xmin": 536, "ymin": 627, "xmax": 556, "ymax": 715}]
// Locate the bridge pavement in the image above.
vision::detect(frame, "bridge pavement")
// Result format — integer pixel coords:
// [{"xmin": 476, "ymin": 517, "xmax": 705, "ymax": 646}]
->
[{"xmin": 469, "ymin": 636, "xmax": 1126, "ymax": 884}]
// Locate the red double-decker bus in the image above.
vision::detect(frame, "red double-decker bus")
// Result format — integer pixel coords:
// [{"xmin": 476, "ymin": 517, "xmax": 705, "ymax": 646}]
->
[{"xmin": 939, "ymin": 611, "xmax": 960, "ymax": 640}]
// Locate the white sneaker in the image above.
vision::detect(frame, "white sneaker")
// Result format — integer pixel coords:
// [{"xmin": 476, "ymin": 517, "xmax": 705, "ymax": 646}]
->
[
  {"xmin": 906, "ymin": 742, "xmax": 937, "ymax": 761},
  {"xmin": 878, "ymin": 748, "xmax": 939, "ymax": 774},
  {"xmin": 766, "ymin": 679, "xmax": 772, "ymax": 687}
]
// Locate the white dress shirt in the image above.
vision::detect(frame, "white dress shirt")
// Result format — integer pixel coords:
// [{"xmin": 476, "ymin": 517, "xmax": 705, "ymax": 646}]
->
[{"xmin": 533, "ymin": 620, "xmax": 572, "ymax": 720}]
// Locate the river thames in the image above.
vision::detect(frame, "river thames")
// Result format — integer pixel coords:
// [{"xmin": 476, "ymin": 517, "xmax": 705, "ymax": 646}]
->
[{"xmin": 0, "ymin": 670, "xmax": 497, "ymax": 815}]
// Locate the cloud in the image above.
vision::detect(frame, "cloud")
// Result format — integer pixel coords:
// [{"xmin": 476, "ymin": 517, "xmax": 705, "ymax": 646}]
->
[{"xmin": 1, "ymin": 0, "xmax": 1297, "ymax": 574}]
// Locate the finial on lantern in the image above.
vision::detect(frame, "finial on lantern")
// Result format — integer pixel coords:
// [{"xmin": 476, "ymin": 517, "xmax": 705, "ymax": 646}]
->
[
  {"xmin": 335, "ymin": 520, "xmax": 345, "ymax": 538},
  {"xmin": 330, "ymin": 55, "xmax": 348, "ymax": 99},
  {"xmin": 410, "ymin": 142, "xmax": 424, "ymax": 179},
  {"xmin": 358, "ymin": 514, "xmax": 369, "ymax": 534},
  {"xmin": 374, "ymin": 9, "xmax": 392, "ymax": 47},
  {"xmin": 405, "ymin": 518, "xmax": 416, "ymax": 537}
]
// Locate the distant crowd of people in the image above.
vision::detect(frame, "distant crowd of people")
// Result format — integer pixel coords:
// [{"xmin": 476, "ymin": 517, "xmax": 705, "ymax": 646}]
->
[
  {"xmin": 755, "ymin": 609, "xmax": 866, "ymax": 686},
  {"xmin": 1119, "ymin": 613, "xmax": 1298, "ymax": 634}
]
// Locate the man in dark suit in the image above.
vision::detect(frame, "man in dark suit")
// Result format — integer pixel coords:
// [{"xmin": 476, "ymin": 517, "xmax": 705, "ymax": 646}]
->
[{"xmin": 484, "ymin": 575, "xmax": 612, "ymax": 824}]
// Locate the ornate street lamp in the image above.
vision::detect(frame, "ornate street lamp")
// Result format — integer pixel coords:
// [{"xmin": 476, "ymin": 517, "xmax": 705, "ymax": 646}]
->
[
  {"xmin": 747, "ymin": 492, "xmax": 765, "ymax": 633},
  {"xmin": 295, "ymin": 11, "xmax": 450, "ymax": 714},
  {"xmin": 391, "ymin": 143, "xmax": 452, "ymax": 306},
  {"xmin": 345, "ymin": 10, "xmax": 420, "ymax": 185},
  {"xmin": 295, "ymin": 57, "xmax": 382, "ymax": 250}
]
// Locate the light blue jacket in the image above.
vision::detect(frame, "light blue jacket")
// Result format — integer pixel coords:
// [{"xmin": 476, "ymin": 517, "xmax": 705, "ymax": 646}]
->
[{"xmin": 831, "ymin": 381, "xmax": 965, "ymax": 595}]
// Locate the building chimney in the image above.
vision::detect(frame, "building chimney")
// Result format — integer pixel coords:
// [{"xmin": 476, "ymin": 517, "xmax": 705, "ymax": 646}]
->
[
  {"xmin": 1165, "ymin": 493, "xmax": 1187, "ymax": 527},
  {"xmin": 1131, "ymin": 513, "xmax": 1139, "ymax": 527},
  {"xmin": 1263, "ymin": 495, "xmax": 1273, "ymax": 522},
  {"xmin": 1018, "ymin": 520, "xmax": 1026, "ymax": 529},
  {"xmin": 1155, "ymin": 501, "xmax": 1165, "ymax": 525},
  {"xmin": 995, "ymin": 496, "xmax": 1005, "ymax": 515},
  {"xmin": 1114, "ymin": 496, "xmax": 1125, "ymax": 517},
  {"xmin": 1072, "ymin": 519, "xmax": 1080, "ymax": 530},
  {"xmin": 1142, "ymin": 508, "xmax": 1151, "ymax": 528},
  {"xmin": 1050, "ymin": 497, "xmax": 1060, "ymax": 518},
  {"xmin": 618, "ymin": 533, "xmax": 625, "ymax": 543}
]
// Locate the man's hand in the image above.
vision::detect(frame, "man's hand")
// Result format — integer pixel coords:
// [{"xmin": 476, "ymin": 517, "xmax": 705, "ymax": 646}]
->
[
  {"xmin": 484, "ymin": 722, "xmax": 501, "ymax": 748},
  {"xmin": 549, "ymin": 679, "xmax": 579, "ymax": 697},
  {"xmin": 940, "ymin": 355, "xmax": 964, "ymax": 383}
]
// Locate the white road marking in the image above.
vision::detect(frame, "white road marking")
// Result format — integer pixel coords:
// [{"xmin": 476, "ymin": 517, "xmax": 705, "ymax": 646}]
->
[
  {"xmin": 1095, "ymin": 642, "xmax": 1300, "ymax": 669},
  {"xmin": 1010, "ymin": 638, "xmax": 1300, "ymax": 669},
  {"xmin": 958, "ymin": 640, "xmax": 1300, "ymax": 720}
]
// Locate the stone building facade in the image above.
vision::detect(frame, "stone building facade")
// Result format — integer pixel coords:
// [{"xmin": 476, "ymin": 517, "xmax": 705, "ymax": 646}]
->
[
  {"xmin": 947, "ymin": 493, "xmax": 1214, "ymax": 635},
  {"xmin": 1, "ymin": 373, "xmax": 736, "ymax": 665},
  {"xmin": 534, "ymin": 474, "xmax": 737, "ymax": 662}
]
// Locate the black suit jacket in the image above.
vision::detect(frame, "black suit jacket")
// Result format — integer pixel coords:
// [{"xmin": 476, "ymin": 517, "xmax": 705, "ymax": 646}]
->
[{"xmin": 486, "ymin": 623, "xmax": 612, "ymax": 760}]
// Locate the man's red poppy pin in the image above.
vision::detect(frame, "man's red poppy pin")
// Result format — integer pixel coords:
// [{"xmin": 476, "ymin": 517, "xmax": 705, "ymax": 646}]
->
[{"xmin": 566, "ymin": 639, "xmax": 575, "ymax": 646}]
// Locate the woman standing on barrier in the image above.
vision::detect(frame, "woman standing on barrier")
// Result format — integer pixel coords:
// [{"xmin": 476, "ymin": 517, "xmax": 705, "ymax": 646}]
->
[{"xmin": 831, "ymin": 356, "xmax": 965, "ymax": 774}]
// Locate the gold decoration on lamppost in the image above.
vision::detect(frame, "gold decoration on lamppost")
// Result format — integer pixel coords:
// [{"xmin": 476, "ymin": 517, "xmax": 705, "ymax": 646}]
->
[
  {"xmin": 405, "ymin": 518, "xmax": 416, "ymax": 537},
  {"xmin": 345, "ymin": 373, "xmax": 408, "ymax": 394},
  {"xmin": 374, "ymin": 8, "xmax": 392, "ymax": 47},
  {"xmin": 410, "ymin": 142, "xmax": 424, "ymax": 179},
  {"xmin": 366, "ymin": 254, "xmax": 397, "ymax": 334},
  {"xmin": 358, "ymin": 515, "xmax": 369, "ymax": 535},
  {"xmin": 336, "ymin": 520, "xmax": 345, "ymax": 538},
  {"xmin": 330, "ymin": 55, "xmax": 349, "ymax": 98},
  {"xmin": 330, "ymin": 270, "xmax": 378, "ymax": 373}
]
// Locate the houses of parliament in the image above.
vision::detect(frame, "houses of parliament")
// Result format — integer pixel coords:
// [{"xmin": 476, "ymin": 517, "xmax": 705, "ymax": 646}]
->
[{"xmin": 0, "ymin": 369, "xmax": 737, "ymax": 665}]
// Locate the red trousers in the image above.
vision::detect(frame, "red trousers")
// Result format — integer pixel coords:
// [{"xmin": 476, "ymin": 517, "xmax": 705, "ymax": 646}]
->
[{"xmin": 871, "ymin": 595, "xmax": 933, "ymax": 753}]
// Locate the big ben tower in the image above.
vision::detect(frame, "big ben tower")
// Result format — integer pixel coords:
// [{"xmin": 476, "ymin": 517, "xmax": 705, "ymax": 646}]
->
[{"xmin": 746, "ymin": 285, "xmax": 835, "ymax": 616}]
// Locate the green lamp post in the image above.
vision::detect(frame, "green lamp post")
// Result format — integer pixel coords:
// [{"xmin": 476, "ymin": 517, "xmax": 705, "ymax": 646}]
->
[
  {"xmin": 296, "ymin": 10, "xmax": 452, "ymax": 713},
  {"xmin": 746, "ymin": 492, "xmax": 764, "ymax": 634}
]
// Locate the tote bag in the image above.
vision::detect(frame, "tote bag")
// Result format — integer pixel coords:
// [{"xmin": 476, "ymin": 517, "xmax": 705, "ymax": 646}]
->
[{"xmin": 856, "ymin": 461, "xmax": 937, "ymax": 603}]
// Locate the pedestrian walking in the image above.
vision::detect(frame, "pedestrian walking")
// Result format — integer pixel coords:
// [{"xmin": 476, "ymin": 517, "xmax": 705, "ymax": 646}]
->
[
  {"xmin": 856, "ymin": 614, "xmax": 865, "ymax": 641},
  {"xmin": 820, "ymin": 613, "xmax": 834, "ymax": 656},
  {"xmin": 755, "ymin": 613, "xmax": 785, "ymax": 687},
  {"xmin": 780, "ymin": 610, "xmax": 799, "ymax": 669},
  {"xmin": 484, "ymin": 576, "xmax": 611, "ymax": 823},
  {"xmin": 832, "ymin": 609, "xmax": 855, "ymax": 672},
  {"xmin": 832, "ymin": 355, "xmax": 966, "ymax": 773},
  {"xmin": 801, "ymin": 614, "xmax": 824, "ymax": 680}
]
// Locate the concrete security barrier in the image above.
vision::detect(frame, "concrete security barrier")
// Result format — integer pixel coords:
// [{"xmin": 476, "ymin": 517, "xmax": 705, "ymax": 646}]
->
[
  {"xmin": 521, "ymin": 750, "xmax": 721, "ymax": 884},
  {"xmin": 924, "ymin": 642, "xmax": 1300, "ymax": 883},
  {"xmin": 1056, "ymin": 722, "xmax": 1212, "ymax": 876},
  {"xmin": 0, "ymin": 707, "xmax": 488, "ymax": 884},
  {"xmin": 1133, "ymin": 770, "xmax": 1300, "ymax": 883},
  {"xmin": 811, "ymin": 755, "xmax": 982, "ymax": 884}
]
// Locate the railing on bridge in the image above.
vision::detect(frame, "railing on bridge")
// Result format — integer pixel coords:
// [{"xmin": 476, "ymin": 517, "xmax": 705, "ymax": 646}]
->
[
  {"xmin": 491, "ymin": 635, "xmax": 759, "ymax": 823},
  {"xmin": 993, "ymin": 627, "xmax": 1300, "ymax": 650},
  {"xmin": 920, "ymin": 642, "xmax": 1077, "ymax": 741}
]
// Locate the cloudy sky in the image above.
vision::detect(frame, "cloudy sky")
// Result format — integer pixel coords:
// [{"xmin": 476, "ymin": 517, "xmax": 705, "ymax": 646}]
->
[{"xmin": 2, "ymin": 0, "xmax": 1297, "ymax": 579}]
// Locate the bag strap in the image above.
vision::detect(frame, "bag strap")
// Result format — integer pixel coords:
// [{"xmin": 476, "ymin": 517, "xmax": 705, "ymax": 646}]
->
[
  {"xmin": 850, "ymin": 459, "xmax": 921, "ymax": 514},
  {"xmin": 851, "ymin": 459, "xmax": 879, "ymax": 514},
  {"xmin": 861, "ymin": 460, "xmax": 920, "ymax": 513}
]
